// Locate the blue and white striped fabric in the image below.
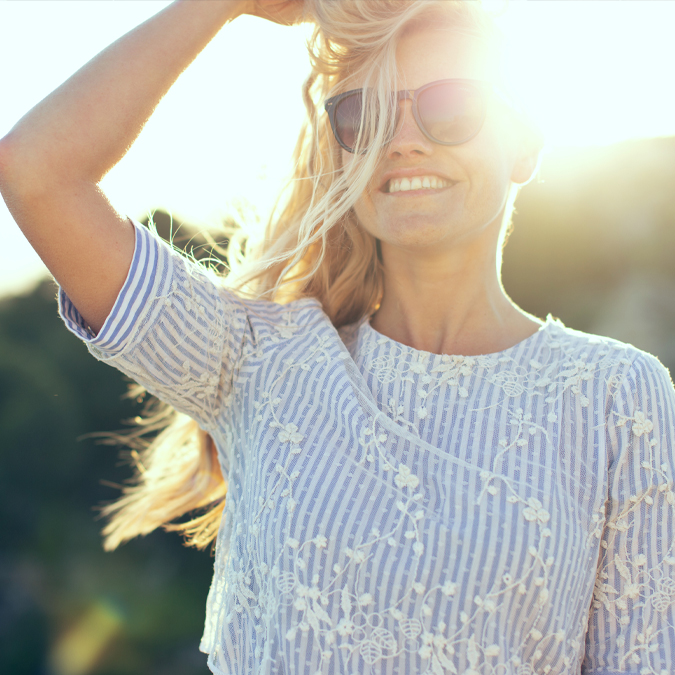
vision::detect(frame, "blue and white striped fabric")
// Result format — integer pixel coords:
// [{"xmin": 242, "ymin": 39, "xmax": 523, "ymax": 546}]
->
[{"xmin": 59, "ymin": 218, "xmax": 675, "ymax": 675}]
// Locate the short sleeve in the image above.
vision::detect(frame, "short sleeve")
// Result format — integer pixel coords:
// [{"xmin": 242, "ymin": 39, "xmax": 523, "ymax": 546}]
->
[
  {"xmin": 58, "ymin": 217, "xmax": 249, "ymax": 433},
  {"xmin": 582, "ymin": 353, "xmax": 675, "ymax": 674}
]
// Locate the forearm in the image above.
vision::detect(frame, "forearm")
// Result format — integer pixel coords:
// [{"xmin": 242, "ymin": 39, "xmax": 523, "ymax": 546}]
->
[{"xmin": 0, "ymin": 0, "xmax": 246, "ymax": 190}]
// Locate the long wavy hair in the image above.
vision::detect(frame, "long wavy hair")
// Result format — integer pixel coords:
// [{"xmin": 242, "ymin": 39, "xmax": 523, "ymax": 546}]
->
[{"xmin": 100, "ymin": 0, "xmax": 534, "ymax": 551}]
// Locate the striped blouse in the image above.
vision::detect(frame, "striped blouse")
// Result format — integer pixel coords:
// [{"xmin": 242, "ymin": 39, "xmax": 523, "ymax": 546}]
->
[{"xmin": 59, "ymin": 218, "xmax": 675, "ymax": 675}]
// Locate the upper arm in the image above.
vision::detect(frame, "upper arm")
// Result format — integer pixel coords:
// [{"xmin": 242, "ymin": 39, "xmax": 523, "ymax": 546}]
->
[
  {"xmin": 0, "ymin": 138, "xmax": 134, "ymax": 334},
  {"xmin": 59, "ymin": 219, "xmax": 253, "ymax": 432},
  {"xmin": 582, "ymin": 354, "xmax": 675, "ymax": 674}
]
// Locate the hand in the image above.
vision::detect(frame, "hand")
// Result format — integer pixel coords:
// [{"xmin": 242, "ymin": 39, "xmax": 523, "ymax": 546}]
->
[{"xmin": 239, "ymin": 0, "xmax": 305, "ymax": 26}]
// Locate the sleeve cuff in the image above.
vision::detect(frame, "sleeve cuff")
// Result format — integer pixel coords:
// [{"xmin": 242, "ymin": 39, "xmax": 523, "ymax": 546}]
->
[{"xmin": 58, "ymin": 217, "xmax": 168, "ymax": 354}]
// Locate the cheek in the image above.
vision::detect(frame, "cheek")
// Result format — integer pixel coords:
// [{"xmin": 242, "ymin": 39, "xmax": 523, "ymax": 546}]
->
[
  {"xmin": 340, "ymin": 150, "xmax": 379, "ymax": 230},
  {"xmin": 464, "ymin": 135, "xmax": 515, "ymax": 204},
  {"xmin": 352, "ymin": 193, "xmax": 377, "ymax": 237}
]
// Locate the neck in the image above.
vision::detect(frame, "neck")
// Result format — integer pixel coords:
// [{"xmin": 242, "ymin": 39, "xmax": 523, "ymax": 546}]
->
[{"xmin": 370, "ymin": 236, "xmax": 541, "ymax": 356}]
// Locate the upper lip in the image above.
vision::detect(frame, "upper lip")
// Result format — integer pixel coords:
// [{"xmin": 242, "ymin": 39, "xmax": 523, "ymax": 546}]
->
[{"xmin": 378, "ymin": 168, "xmax": 455, "ymax": 191}]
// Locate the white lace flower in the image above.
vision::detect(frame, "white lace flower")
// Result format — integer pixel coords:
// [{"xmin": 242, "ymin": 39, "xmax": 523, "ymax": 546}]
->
[
  {"xmin": 485, "ymin": 644, "xmax": 500, "ymax": 657},
  {"xmin": 358, "ymin": 593, "xmax": 374, "ymax": 606},
  {"xmin": 632, "ymin": 411, "xmax": 653, "ymax": 436},
  {"xmin": 523, "ymin": 498, "xmax": 550, "ymax": 524},
  {"xmin": 441, "ymin": 581, "xmax": 457, "ymax": 596},
  {"xmin": 626, "ymin": 583, "xmax": 641, "ymax": 599},
  {"xmin": 417, "ymin": 631, "xmax": 432, "ymax": 646},
  {"xmin": 418, "ymin": 645, "xmax": 432, "ymax": 659},
  {"xmin": 278, "ymin": 423, "xmax": 303, "ymax": 444},
  {"xmin": 395, "ymin": 464, "xmax": 420, "ymax": 490},
  {"xmin": 337, "ymin": 618, "xmax": 354, "ymax": 636}
]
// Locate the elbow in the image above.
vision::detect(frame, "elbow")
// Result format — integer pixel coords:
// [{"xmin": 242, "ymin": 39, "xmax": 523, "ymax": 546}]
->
[
  {"xmin": 0, "ymin": 132, "xmax": 62, "ymax": 200},
  {"xmin": 0, "ymin": 133, "xmax": 27, "ymax": 190},
  {"xmin": 0, "ymin": 135, "xmax": 13, "ymax": 178}
]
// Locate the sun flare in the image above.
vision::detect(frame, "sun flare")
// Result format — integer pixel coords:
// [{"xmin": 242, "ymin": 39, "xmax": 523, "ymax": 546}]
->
[{"xmin": 495, "ymin": 1, "xmax": 675, "ymax": 149}]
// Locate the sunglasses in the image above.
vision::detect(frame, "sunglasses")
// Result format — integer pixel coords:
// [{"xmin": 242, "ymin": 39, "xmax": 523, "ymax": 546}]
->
[{"xmin": 324, "ymin": 78, "xmax": 507, "ymax": 154}]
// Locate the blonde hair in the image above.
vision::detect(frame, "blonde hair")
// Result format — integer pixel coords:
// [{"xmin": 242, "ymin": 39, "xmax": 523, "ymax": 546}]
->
[{"xmin": 100, "ymin": 0, "xmax": 531, "ymax": 551}]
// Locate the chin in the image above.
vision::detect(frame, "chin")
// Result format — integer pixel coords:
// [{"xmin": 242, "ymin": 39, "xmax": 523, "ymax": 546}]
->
[{"xmin": 382, "ymin": 226, "xmax": 455, "ymax": 252}]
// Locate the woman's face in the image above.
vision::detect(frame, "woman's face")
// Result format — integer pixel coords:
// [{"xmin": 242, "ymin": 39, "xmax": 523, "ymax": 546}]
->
[{"xmin": 342, "ymin": 26, "xmax": 536, "ymax": 257}]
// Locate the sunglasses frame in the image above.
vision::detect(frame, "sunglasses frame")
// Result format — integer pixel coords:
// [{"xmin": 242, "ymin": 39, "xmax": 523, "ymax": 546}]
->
[{"xmin": 324, "ymin": 78, "xmax": 506, "ymax": 154}]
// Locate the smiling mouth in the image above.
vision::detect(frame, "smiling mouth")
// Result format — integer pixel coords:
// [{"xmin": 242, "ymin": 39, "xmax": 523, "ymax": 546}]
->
[{"xmin": 384, "ymin": 175, "xmax": 450, "ymax": 193}]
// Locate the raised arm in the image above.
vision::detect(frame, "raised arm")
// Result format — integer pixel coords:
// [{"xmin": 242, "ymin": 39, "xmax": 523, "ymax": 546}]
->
[{"xmin": 0, "ymin": 0, "xmax": 302, "ymax": 334}]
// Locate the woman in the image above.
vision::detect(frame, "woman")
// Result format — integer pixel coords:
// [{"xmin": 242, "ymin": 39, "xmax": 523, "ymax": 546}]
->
[{"xmin": 1, "ymin": 0, "xmax": 674, "ymax": 673}]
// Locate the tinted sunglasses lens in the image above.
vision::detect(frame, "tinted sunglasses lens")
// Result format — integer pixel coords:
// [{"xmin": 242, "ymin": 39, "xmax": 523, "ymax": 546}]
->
[
  {"xmin": 334, "ymin": 92, "xmax": 396, "ymax": 152},
  {"xmin": 418, "ymin": 82, "xmax": 484, "ymax": 144},
  {"xmin": 334, "ymin": 92, "xmax": 362, "ymax": 151}
]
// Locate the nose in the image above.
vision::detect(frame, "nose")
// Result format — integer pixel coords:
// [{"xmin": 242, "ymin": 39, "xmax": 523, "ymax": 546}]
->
[{"xmin": 386, "ymin": 99, "xmax": 434, "ymax": 158}]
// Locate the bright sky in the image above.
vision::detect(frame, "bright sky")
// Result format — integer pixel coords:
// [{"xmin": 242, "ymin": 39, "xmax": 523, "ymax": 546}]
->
[{"xmin": 1, "ymin": 0, "xmax": 674, "ymax": 297}]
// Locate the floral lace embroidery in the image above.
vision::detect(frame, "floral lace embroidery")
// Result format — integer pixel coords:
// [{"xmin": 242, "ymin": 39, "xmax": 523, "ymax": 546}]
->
[
  {"xmin": 203, "ymin": 315, "xmax": 675, "ymax": 675},
  {"xmin": 63, "ymin": 231, "xmax": 675, "ymax": 675}
]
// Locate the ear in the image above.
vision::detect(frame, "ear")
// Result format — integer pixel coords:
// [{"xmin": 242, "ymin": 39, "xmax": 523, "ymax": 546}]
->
[{"xmin": 510, "ymin": 121, "xmax": 545, "ymax": 186}]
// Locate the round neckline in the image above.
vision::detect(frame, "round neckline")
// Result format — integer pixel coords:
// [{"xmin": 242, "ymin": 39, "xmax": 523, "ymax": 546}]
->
[{"xmin": 360, "ymin": 313, "xmax": 558, "ymax": 361}]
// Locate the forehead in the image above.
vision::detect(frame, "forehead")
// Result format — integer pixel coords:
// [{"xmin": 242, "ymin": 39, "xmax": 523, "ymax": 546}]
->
[{"xmin": 395, "ymin": 26, "xmax": 499, "ymax": 89}]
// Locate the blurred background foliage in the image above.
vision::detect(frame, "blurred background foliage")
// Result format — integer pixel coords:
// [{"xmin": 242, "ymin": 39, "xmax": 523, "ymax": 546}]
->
[{"xmin": 1, "ymin": 137, "xmax": 674, "ymax": 674}]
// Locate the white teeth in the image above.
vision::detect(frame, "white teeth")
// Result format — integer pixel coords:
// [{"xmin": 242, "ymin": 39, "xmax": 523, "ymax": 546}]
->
[{"xmin": 387, "ymin": 175, "xmax": 448, "ymax": 193}]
